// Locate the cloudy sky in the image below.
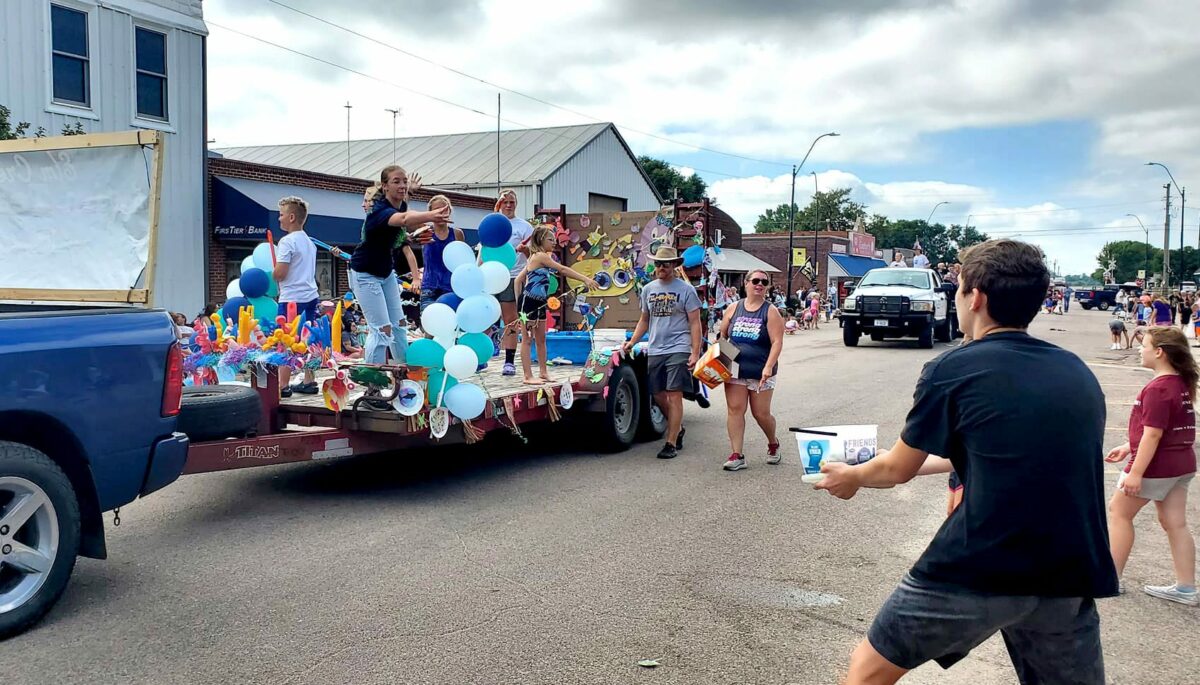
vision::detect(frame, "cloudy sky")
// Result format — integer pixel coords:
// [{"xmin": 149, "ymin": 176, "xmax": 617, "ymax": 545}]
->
[{"xmin": 204, "ymin": 0, "xmax": 1200, "ymax": 276}]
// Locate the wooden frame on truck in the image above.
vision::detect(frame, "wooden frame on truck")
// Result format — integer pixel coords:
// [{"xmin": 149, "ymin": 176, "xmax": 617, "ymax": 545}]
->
[{"xmin": 0, "ymin": 130, "xmax": 165, "ymax": 305}]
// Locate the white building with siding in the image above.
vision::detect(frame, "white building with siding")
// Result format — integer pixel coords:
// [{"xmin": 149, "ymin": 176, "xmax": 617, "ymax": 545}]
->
[
  {"xmin": 216, "ymin": 123, "xmax": 663, "ymax": 215},
  {"xmin": 0, "ymin": 0, "xmax": 207, "ymax": 313}
]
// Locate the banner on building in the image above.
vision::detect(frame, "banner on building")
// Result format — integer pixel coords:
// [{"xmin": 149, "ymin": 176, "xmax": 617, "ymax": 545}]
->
[
  {"xmin": 792, "ymin": 247, "xmax": 807, "ymax": 266},
  {"xmin": 851, "ymin": 231, "xmax": 876, "ymax": 258}
]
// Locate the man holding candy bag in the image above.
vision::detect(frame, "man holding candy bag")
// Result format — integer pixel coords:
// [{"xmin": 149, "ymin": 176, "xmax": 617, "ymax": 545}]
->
[{"xmin": 815, "ymin": 240, "xmax": 1117, "ymax": 685}]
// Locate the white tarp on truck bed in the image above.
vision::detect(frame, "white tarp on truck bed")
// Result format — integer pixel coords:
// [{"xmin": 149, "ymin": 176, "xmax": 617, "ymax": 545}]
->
[{"xmin": 0, "ymin": 144, "xmax": 151, "ymax": 291}]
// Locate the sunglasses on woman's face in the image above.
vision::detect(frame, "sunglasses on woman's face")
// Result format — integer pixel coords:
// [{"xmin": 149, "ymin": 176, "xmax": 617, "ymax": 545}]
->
[{"xmin": 749, "ymin": 278, "xmax": 770, "ymax": 286}]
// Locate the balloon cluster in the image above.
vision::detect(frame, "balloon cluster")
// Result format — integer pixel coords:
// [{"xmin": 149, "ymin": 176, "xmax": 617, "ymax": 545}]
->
[
  {"xmin": 409, "ymin": 212, "xmax": 515, "ymax": 421},
  {"xmin": 223, "ymin": 242, "xmax": 281, "ymax": 326}
]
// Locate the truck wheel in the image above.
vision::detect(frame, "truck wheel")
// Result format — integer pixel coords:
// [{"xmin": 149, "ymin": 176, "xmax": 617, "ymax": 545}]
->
[
  {"xmin": 917, "ymin": 322, "xmax": 935, "ymax": 349},
  {"xmin": 1098, "ymin": 302, "xmax": 1110, "ymax": 311},
  {"xmin": 0, "ymin": 441, "xmax": 81, "ymax": 640},
  {"xmin": 177, "ymin": 386, "xmax": 262, "ymax": 442},
  {"xmin": 935, "ymin": 318, "xmax": 952, "ymax": 343},
  {"xmin": 601, "ymin": 365, "xmax": 641, "ymax": 452},
  {"xmin": 843, "ymin": 323, "xmax": 860, "ymax": 347}
]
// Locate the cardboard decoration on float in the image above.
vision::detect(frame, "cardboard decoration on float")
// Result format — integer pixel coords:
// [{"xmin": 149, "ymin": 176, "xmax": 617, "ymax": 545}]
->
[{"xmin": 392, "ymin": 380, "xmax": 426, "ymax": 416}]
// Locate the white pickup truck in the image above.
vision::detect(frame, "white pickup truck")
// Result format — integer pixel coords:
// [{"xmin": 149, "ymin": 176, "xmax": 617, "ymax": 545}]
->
[{"xmin": 840, "ymin": 268, "xmax": 954, "ymax": 348}]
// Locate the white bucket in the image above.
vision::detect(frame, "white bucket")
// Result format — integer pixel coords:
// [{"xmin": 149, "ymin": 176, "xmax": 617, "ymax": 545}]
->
[{"xmin": 792, "ymin": 424, "xmax": 878, "ymax": 483}]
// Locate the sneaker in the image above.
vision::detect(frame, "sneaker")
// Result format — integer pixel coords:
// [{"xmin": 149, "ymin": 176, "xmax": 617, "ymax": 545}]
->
[
  {"xmin": 1143, "ymin": 583, "xmax": 1199, "ymax": 606},
  {"xmin": 657, "ymin": 442, "xmax": 678, "ymax": 459},
  {"xmin": 293, "ymin": 382, "xmax": 319, "ymax": 395},
  {"xmin": 280, "ymin": 386, "xmax": 293, "ymax": 399},
  {"xmin": 1110, "ymin": 343, "xmax": 1119, "ymax": 350},
  {"xmin": 675, "ymin": 426, "xmax": 686, "ymax": 450},
  {"xmin": 723, "ymin": 453, "xmax": 746, "ymax": 471},
  {"xmin": 766, "ymin": 442, "xmax": 782, "ymax": 465},
  {"xmin": 502, "ymin": 362, "xmax": 516, "ymax": 376}
]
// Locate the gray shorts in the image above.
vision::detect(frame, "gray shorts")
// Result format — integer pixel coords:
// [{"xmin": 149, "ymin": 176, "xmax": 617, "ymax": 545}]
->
[
  {"xmin": 647, "ymin": 353, "xmax": 692, "ymax": 395},
  {"xmin": 869, "ymin": 574, "xmax": 1104, "ymax": 682},
  {"xmin": 496, "ymin": 280, "xmax": 517, "ymax": 303},
  {"xmin": 1116, "ymin": 471, "xmax": 1194, "ymax": 501}
]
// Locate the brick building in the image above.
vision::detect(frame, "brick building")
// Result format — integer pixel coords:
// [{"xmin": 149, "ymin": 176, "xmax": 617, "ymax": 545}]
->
[{"xmin": 205, "ymin": 156, "xmax": 495, "ymax": 307}]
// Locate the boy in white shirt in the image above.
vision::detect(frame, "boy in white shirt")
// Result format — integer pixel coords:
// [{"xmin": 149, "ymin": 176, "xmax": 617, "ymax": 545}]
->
[{"xmin": 273, "ymin": 196, "xmax": 321, "ymax": 397}]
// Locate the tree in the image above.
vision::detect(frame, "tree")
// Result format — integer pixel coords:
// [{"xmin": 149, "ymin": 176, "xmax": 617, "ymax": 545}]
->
[
  {"xmin": 754, "ymin": 188, "xmax": 866, "ymax": 233},
  {"xmin": 1093, "ymin": 240, "xmax": 1159, "ymax": 284},
  {"xmin": 637, "ymin": 156, "xmax": 707, "ymax": 202},
  {"xmin": 0, "ymin": 104, "xmax": 47, "ymax": 140},
  {"xmin": 866, "ymin": 220, "xmax": 990, "ymax": 266}
]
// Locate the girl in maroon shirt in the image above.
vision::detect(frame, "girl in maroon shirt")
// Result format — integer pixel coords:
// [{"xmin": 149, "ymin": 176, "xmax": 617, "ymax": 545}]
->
[{"xmin": 1106, "ymin": 326, "xmax": 1198, "ymax": 606}]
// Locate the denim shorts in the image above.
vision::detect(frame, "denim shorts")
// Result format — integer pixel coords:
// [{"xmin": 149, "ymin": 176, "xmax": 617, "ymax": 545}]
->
[{"xmin": 868, "ymin": 573, "xmax": 1104, "ymax": 682}]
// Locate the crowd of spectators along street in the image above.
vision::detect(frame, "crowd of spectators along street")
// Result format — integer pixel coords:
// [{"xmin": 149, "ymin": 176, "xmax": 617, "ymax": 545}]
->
[{"xmin": 1108, "ymin": 287, "xmax": 1199, "ymax": 350}]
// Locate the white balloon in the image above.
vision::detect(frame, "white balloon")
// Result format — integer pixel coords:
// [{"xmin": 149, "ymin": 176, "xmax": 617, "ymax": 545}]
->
[
  {"xmin": 444, "ymin": 344, "xmax": 479, "ymax": 379},
  {"xmin": 225, "ymin": 279, "xmax": 243, "ymax": 300},
  {"xmin": 421, "ymin": 303, "xmax": 458, "ymax": 339},
  {"xmin": 480, "ymin": 260, "xmax": 511, "ymax": 295},
  {"xmin": 240, "ymin": 256, "xmax": 256, "ymax": 274},
  {"xmin": 451, "ymin": 263, "xmax": 486, "ymax": 298},
  {"xmin": 434, "ymin": 334, "xmax": 456, "ymax": 350},
  {"xmin": 442, "ymin": 241, "xmax": 476, "ymax": 273}
]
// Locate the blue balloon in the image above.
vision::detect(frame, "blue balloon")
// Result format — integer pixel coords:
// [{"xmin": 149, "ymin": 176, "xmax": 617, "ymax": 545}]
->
[
  {"xmin": 451, "ymin": 263, "xmax": 485, "ymax": 298},
  {"xmin": 239, "ymin": 267, "xmax": 270, "ymax": 299},
  {"xmin": 457, "ymin": 294, "xmax": 502, "ymax": 334},
  {"xmin": 477, "ymin": 212, "xmax": 513, "ymax": 248},
  {"xmin": 436, "ymin": 292, "xmax": 463, "ymax": 310},
  {"xmin": 252, "ymin": 242, "xmax": 274, "ymax": 271},
  {"xmin": 682, "ymin": 244, "xmax": 705, "ymax": 268},
  {"xmin": 444, "ymin": 382, "xmax": 487, "ymax": 420},
  {"xmin": 222, "ymin": 296, "xmax": 251, "ymax": 322}
]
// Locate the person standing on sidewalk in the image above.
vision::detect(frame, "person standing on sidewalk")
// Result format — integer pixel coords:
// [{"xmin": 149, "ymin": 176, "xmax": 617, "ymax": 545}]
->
[
  {"xmin": 274, "ymin": 196, "xmax": 320, "ymax": 398},
  {"xmin": 1063, "ymin": 285, "xmax": 1073, "ymax": 313},
  {"xmin": 814, "ymin": 239, "xmax": 1117, "ymax": 684},
  {"xmin": 624, "ymin": 246, "xmax": 702, "ymax": 460},
  {"xmin": 1105, "ymin": 326, "xmax": 1197, "ymax": 606},
  {"xmin": 718, "ymin": 269, "xmax": 784, "ymax": 471}
]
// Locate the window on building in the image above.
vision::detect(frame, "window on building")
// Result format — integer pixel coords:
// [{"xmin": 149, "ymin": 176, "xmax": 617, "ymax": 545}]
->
[
  {"xmin": 135, "ymin": 27, "xmax": 168, "ymax": 120},
  {"xmin": 50, "ymin": 4, "xmax": 90, "ymax": 106},
  {"xmin": 588, "ymin": 193, "xmax": 627, "ymax": 213}
]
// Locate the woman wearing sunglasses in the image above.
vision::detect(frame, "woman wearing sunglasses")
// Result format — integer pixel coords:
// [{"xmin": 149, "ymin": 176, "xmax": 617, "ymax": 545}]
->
[{"xmin": 717, "ymin": 270, "xmax": 785, "ymax": 471}]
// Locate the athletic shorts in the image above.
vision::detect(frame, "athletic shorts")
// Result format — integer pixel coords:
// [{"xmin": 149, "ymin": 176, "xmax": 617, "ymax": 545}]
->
[
  {"xmin": 1116, "ymin": 471, "xmax": 1194, "ymax": 501},
  {"xmin": 279, "ymin": 298, "xmax": 319, "ymax": 324},
  {"xmin": 1108, "ymin": 320, "xmax": 1126, "ymax": 333},
  {"xmin": 647, "ymin": 353, "xmax": 692, "ymax": 395},
  {"xmin": 868, "ymin": 573, "xmax": 1104, "ymax": 681},
  {"xmin": 497, "ymin": 280, "xmax": 517, "ymax": 303},
  {"xmin": 520, "ymin": 295, "xmax": 547, "ymax": 322}
]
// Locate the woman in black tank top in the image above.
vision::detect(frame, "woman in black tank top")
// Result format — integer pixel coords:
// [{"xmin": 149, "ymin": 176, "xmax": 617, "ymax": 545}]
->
[{"xmin": 717, "ymin": 269, "xmax": 785, "ymax": 472}]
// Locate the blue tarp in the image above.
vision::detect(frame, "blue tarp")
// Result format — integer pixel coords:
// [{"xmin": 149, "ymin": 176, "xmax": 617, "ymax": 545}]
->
[{"xmin": 829, "ymin": 253, "xmax": 887, "ymax": 278}]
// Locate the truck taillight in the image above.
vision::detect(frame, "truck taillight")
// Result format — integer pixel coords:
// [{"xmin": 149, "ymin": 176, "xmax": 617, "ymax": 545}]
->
[{"xmin": 163, "ymin": 343, "xmax": 183, "ymax": 417}]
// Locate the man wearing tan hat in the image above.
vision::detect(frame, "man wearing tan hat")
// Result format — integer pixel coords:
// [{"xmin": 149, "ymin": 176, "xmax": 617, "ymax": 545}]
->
[{"xmin": 624, "ymin": 246, "xmax": 702, "ymax": 459}]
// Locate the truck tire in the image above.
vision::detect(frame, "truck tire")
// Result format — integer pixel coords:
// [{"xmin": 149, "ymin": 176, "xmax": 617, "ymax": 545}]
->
[
  {"xmin": 917, "ymin": 322, "xmax": 935, "ymax": 349},
  {"xmin": 935, "ymin": 317, "xmax": 952, "ymax": 343},
  {"xmin": 177, "ymin": 386, "xmax": 261, "ymax": 442},
  {"xmin": 1098, "ymin": 302, "xmax": 1110, "ymax": 311},
  {"xmin": 843, "ymin": 322, "xmax": 860, "ymax": 347},
  {"xmin": 601, "ymin": 365, "xmax": 641, "ymax": 452},
  {"xmin": 0, "ymin": 441, "xmax": 81, "ymax": 640}
]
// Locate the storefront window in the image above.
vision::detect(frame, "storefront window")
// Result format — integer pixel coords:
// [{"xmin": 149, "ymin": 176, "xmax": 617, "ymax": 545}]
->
[{"xmin": 316, "ymin": 253, "xmax": 333, "ymax": 299}]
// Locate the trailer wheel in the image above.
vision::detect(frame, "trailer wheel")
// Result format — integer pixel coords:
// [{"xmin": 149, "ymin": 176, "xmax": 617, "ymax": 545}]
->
[
  {"xmin": 0, "ymin": 441, "xmax": 81, "ymax": 640},
  {"xmin": 601, "ymin": 366, "xmax": 641, "ymax": 452},
  {"xmin": 177, "ymin": 386, "xmax": 261, "ymax": 442}
]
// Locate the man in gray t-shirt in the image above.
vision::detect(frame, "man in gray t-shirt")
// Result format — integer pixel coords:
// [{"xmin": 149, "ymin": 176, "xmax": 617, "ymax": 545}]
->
[{"xmin": 624, "ymin": 247, "xmax": 702, "ymax": 460}]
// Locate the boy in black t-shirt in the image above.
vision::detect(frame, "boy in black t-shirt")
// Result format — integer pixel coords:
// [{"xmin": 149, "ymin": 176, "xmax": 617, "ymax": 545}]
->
[{"xmin": 815, "ymin": 240, "xmax": 1118, "ymax": 685}]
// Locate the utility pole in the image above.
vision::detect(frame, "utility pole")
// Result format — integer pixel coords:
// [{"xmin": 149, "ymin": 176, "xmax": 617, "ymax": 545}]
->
[
  {"xmin": 1163, "ymin": 183, "xmax": 1172, "ymax": 291},
  {"xmin": 343, "ymin": 102, "xmax": 352, "ymax": 176},
  {"xmin": 787, "ymin": 165, "xmax": 798, "ymax": 298},
  {"xmin": 1180, "ymin": 187, "xmax": 1187, "ymax": 281},
  {"xmin": 811, "ymin": 171, "xmax": 820, "ymax": 291},
  {"xmin": 384, "ymin": 107, "xmax": 401, "ymax": 164}
]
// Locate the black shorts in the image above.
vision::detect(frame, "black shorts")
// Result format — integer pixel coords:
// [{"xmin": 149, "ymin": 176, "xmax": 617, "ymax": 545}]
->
[
  {"xmin": 868, "ymin": 574, "xmax": 1104, "ymax": 680},
  {"xmin": 520, "ymin": 295, "xmax": 547, "ymax": 322},
  {"xmin": 647, "ymin": 353, "xmax": 692, "ymax": 395}
]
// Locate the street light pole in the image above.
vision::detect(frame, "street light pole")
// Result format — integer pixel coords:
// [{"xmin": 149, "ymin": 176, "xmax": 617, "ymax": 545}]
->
[
  {"xmin": 927, "ymin": 201, "xmax": 950, "ymax": 224},
  {"xmin": 786, "ymin": 131, "xmax": 839, "ymax": 301},
  {"xmin": 384, "ymin": 107, "xmax": 401, "ymax": 164},
  {"xmin": 1148, "ymin": 162, "xmax": 1182, "ymax": 290},
  {"xmin": 811, "ymin": 172, "xmax": 819, "ymax": 293},
  {"xmin": 1127, "ymin": 213, "xmax": 1149, "ymax": 283}
]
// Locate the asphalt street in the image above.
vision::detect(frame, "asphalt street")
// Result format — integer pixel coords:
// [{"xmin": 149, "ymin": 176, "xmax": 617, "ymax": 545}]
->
[{"xmin": 4, "ymin": 308, "xmax": 1197, "ymax": 684}]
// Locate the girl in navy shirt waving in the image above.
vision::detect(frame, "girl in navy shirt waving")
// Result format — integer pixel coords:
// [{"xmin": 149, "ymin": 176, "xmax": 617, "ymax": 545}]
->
[
  {"xmin": 1106, "ymin": 326, "xmax": 1198, "ymax": 606},
  {"xmin": 349, "ymin": 165, "xmax": 448, "ymax": 365}
]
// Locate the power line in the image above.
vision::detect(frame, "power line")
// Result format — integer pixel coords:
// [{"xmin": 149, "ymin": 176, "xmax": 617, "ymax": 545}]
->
[{"xmin": 261, "ymin": 0, "xmax": 794, "ymax": 168}]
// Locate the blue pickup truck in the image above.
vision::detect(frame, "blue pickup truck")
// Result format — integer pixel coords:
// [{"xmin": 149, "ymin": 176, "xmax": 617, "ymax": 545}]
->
[{"xmin": 0, "ymin": 307, "xmax": 189, "ymax": 638}]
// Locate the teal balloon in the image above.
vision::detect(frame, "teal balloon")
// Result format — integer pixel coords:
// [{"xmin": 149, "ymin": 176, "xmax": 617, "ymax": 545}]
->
[
  {"xmin": 426, "ymin": 369, "xmax": 458, "ymax": 406},
  {"xmin": 480, "ymin": 243, "xmax": 517, "ymax": 270},
  {"xmin": 252, "ymin": 242, "xmax": 274, "ymax": 271},
  {"xmin": 458, "ymin": 332, "xmax": 494, "ymax": 365},
  {"xmin": 444, "ymin": 382, "xmax": 487, "ymax": 420},
  {"xmin": 248, "ymin": 296, "xmax": 278, "ymax": 322},
  {"xmin": 266, "ymin": 272, "xmax": 278, "ymax": 299},
  {"xmin": 408, "ymin": 339, "xmax": 445, "ymax": 368}
]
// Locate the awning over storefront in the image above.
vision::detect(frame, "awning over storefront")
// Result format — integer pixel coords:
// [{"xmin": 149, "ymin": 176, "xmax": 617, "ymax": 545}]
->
[
  {"xmin": 211, "ymin": 176, "xmax": 365, "ymax": 245},
  {"xmin": 708, "ymin": 248, "xmax": 780, "ymax": 273},
  {"xmin": 829, "ymin": 253, "xmax": 887, "ymax": 278}
]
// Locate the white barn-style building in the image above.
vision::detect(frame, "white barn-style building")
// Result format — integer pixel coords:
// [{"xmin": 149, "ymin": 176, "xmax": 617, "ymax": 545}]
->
[
  {"xmin": 0, "ymin": 0, "xmax": 208, "ymax": 313},
  {"xmin": 216, "ymin": 122, "xmax": 663, "ymax": 215}
]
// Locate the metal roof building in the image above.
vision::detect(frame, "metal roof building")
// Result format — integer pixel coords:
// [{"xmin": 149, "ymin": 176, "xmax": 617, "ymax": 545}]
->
[{"xmin": 214, "ymin": 122, "xmax": 663, "ymax": 215}]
